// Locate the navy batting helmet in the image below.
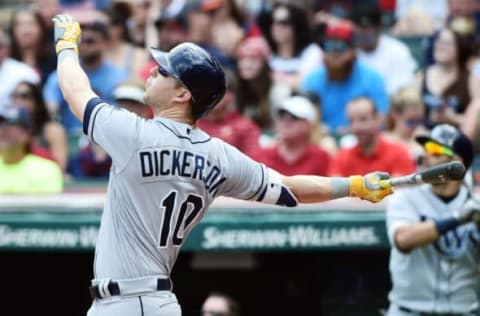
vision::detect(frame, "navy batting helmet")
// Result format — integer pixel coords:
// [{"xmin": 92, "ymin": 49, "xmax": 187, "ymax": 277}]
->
[
  {"xmin": 416, "ymin": 124, "xmax": 474, "ymax": 169},
  {"xmin": 149, "ymin": 42, "xmax": 226, "ymax": 119}
]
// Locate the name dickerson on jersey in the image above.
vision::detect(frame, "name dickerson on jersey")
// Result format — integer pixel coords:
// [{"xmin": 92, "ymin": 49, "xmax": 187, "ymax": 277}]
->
[{"xmin": 138, "ymin": 147, "xmax": 226, "ymax": 196}]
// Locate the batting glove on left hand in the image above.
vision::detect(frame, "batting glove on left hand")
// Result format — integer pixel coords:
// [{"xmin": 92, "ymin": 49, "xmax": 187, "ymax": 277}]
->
[
  {"xmin": 52, "ymin": 14, "xmax": 81, "ymax": 54},
  {"xmin": 349, "ymin": 172, "xmax": 393, "ymax": 203}
]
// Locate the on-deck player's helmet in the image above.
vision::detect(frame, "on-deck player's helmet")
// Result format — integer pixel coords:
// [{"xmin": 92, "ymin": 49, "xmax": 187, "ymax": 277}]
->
[
  {"xmin": 416, "ymin": 124, "xmax": 474, "ymax": 169},
  {"xmin": 149, "ymin": 42, "xmax": 226, "ymax": 120}
]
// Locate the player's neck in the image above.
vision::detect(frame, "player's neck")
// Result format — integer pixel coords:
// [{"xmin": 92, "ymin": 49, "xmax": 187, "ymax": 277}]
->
[
  {"xmin": 155, "ymin": 107, "xmax": 194, "ymax": 126},
  {"xmin": 431, "ymin": 181, "xmax": 461, "ymax": 198}
]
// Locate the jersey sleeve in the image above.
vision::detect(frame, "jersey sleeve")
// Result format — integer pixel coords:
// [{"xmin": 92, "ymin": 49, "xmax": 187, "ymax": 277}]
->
[
  {"xmin": 216, "ymin": 142, "xmax": 269, "ymax": 201},
  {"xmin": 83, "ymin": 97, "xmax": 140, "ymax": 170},
  {"xmin": 385, "ymin": 188, "xmax": 421, "ymax": 247}
]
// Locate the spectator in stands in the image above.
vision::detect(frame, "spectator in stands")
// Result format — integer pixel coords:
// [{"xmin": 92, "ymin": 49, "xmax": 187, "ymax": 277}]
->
[
  {"xmin": 415, "ymin": 26, "xmax": 473, "ymax": 128},
  {"xmin": 392, "ymin": 0, "xmax": 445, "ymax": 34},
  {"xmin": 0, "ymin": 26, "xmax": 40, "ymax": 108},
  {"xmin": 0, "ymin": 106, "xmax": 63, "ymax": 194},
  {"xmin": 461, "ymin": 98, "xmax": 480, "ymax": 150},
  {"xmin": 253, "ymin": 95, "xmax": 330, "ymax": 176},
  {"xmin": 186, "ymin": 0, "xmax": 235, "ymax": 69},
  {"xmin": 385, "ymin": 86, "xmax": 428, "ymax": 164},
  {"xmin": 302, "ymin": 21, "xmax": 389, "ymax": 136},
  {"xmin": 197, "ymin": 71, "xmax": 260, "ymax": 157},
  {"xmin": 329, "ymin": 97, "xmax": 415, "ymax": 177},
  {"xmin": 73, "ymin": 81, "xmax": 150, "ymax": 178},
  {"xmin": 352, "ymin": 3, "xmax": 417, "ymax": 95},
  {"xmin": 127, "ymin": 0, "xmax": 152, "ymax": 47},
  {"xmin": 235, "ymin": 36, "xmax": 280, "ymax": 130},
  {"xmin": 105, "ymin": 3, "xmax": 149, "ymax": 81},
  {"xmin": 11, "ymin": 81, "xmax": 68, "ymax": 171},
  {"xmin": 139, "ymin": 9, "xmax": 189, "ymax": 81},
  {"xmin": 9, "ymin": 9, "xmax": 56, "ymax": 85},
  {"xmin": 43, "ymin": 20, "xmax": 127, "ymax": 136},
  {"xmin": 34, "ymin": 0, "xmax": 61, "ymax": 48},
  {"xmin": 263, "ymin": 3, "xmax": 323, "ymax": 91},
  {"xmin": 210, "ymin": 0, "xmax": 246, "ymax": 58},
  {"xmin": 201, "ymin": 292, "xmax": 240, "ymax": 316}
]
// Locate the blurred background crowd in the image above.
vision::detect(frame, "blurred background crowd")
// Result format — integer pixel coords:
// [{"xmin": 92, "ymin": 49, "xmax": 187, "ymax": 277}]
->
[{"xmin": 1, "ymin": 0, "xmax": 480, "ymax": 193}]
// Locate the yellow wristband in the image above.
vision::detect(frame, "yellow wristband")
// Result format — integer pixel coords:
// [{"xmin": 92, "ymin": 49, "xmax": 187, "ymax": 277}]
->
[
  {"xmin": 55, "ymin": 40, "xmax": 78, "ymax": 54},
  {"xmin": 349, "ymin": 175, "xmax": 363, "ymax": 198}
]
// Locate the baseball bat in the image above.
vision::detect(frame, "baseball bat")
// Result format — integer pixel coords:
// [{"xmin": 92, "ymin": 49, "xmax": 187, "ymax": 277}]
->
[{"xmin": 380, "ymin": 161, "xmax": 466, "ymax": 187}]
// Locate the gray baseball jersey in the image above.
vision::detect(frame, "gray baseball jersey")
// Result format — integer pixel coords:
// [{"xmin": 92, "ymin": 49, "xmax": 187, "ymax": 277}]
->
[
  {"xmin": 84, "ymin": 98, "xmax": 270, "ymax": 280},
  {"xmin": 386, "ymin": 185, "xmax": 480, "ymax": 314}
]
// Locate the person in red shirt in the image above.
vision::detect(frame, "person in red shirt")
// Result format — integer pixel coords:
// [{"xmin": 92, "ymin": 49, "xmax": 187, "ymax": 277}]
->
[
  {"xmin": 254, "ymin": 95, "xmax": 330, "ymax": 176},
  {"xmin": 196, "ymin": 72, "xmax": 260, "ymax": 157},
  {"xmin": 329, "ymin": 97, "xmax": 416, "ymax": 176}
]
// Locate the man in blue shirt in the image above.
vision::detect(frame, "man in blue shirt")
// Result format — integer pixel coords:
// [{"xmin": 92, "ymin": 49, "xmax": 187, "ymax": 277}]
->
[
  {"xmin": 44, "ymin": 21, "xmax": 127, "ymax": 135},
  {"xmin": 302, "ymin": 21, "xmax": 388, "ymax": 135}
]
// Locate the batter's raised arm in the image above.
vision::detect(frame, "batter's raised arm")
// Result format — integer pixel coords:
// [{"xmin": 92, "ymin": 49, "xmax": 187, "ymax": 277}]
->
[
  {"xmin": 280, "ymin": 172, "xmax": 393, "ymax": 204},
  {"xmin": 52, "ymin": 14, "xmax": 97, "ymax": 122}
]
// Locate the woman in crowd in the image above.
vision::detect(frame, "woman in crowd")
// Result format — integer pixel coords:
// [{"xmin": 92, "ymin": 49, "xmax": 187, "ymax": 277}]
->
[
  {"xmin": 104, "ymin": 3, "xmax": 149, "ymax": 81},
  {"xmin": 262, "ymin": 3, "xmax": 322, "ymax": 91},
  {"xmin": 10, "ymin": 81, "xmax": 68, "ymax": 171},
  {"xmin": 235, "ymin": 36, "xmax": 289, "ymax": 131},
  {"xmin": 415, "ymin": 26, "xmax": 474, "ymax": 128},
  {"xmin": 9, "ymin": 9, "xmax": 56, "ymax": 85},
  {"xmin": 385, "ymin": 86, "xmax": 427, "ymax": 163}
]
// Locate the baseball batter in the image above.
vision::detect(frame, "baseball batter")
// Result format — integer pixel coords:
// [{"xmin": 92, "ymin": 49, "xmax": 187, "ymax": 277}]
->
[
  {"xmin": 386, "ymin": 124, "xmax": 480, "ymax": 316},
  {"xmin": 52, "ymin": 15, "xmax": 393, "ymax": 316}
]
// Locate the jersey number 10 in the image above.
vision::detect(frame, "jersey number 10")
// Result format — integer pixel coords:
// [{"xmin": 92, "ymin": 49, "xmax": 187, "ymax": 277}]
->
[{"xmin": 159, "ymin": 191, "xmax": 204, "ymax": 247}]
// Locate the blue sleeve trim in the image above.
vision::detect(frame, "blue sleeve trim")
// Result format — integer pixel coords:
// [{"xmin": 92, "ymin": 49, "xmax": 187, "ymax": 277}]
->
[
  {"xmin": 434, "ymin": 217, "xmax": 461, "ymax": 235},
  {"xmin": 83, "ymin": 97, "xmax": 104, "ymax": 135},
  {"xmin": 276, "ymin": 186, "xmax": 298, "ymax": 207}
]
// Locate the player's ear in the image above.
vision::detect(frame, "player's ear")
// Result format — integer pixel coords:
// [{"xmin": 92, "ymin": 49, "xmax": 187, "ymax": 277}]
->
[{"xmin": 174, "ymin": 87, "xmax": 192, "ymax": 103}]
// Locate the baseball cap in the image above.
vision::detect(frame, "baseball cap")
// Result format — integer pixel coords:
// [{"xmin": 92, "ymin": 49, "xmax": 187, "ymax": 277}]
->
[
  {"xmin": 276, "ymin": 96, "xmax": 317, "ymax": 124},
  {"xmin": 154, "ymin": 11, "xmax": 188, "ymax": 30},
  {"xmin": 415, "ymin": 124, "xmax": 474, "ymax": 169},
  {"xmin": 236, "ymin": 37, "xmax": 271, "ymax": 59},
  {"xmin": 0, "ymin": 106, "xmax": 32, "ymax": 130},
  {"xmin": 351, "ymin": 4, "xmax": 382, "ymax": 28},
  {"xmin": 80, "ymin": 21, "xmax": 109, "ymax": 39},
  {"xmin": 186, "ymin": 0, "xmax": 223, "ymax": 13},
  {"xmin": 113, "ymin": 83, "xmax": 145, "ymax": 104},
  {"xmin": 325, "ymin": 21, "xmax": 354, "ymax": 42}
]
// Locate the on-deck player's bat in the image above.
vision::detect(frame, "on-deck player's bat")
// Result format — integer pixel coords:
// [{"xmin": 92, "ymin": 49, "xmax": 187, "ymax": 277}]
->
[{"xmin": 380, "ymin": 161, "xmax": 466, "ymax": 187}]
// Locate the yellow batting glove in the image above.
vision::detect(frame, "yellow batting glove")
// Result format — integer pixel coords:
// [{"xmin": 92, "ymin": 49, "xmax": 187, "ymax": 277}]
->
[
  {"xmin": 52, "ymin": 14, "xmax": 81, "ymax": 55},
  {"xmin": 349, "ymin": 172, "xmax": 393, "ymax": 203}
]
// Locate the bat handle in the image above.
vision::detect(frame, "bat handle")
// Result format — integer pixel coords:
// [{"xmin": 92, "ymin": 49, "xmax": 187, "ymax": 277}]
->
[{"xmin": 379, "ymin": 179, "xmax": 392, "ymax": 188}]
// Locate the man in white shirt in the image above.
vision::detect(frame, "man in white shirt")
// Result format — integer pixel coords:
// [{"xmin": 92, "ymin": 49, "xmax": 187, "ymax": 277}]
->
[
  {"xmin": 352, "ymin": 4, "xmax": 417, "ymax": 95},
  {"xmin": 0, "ymin": 26, "xmax": 40, "ymax": 107}
]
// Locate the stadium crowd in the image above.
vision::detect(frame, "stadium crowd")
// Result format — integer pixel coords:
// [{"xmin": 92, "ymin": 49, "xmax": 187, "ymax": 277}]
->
[{"xmin": 0, "ymin": 0, "xmax": 480, "ymax": 193}]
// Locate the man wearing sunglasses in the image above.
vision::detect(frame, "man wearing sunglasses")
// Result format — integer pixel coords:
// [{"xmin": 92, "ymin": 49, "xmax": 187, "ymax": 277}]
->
[
  {"xmin": 386, "ymin": 124, "xmax": 480, "ymax": 316},
  {"xmin": 302, "ymin": 20, "xmax": 388, "ymax": 136},
  {"xmin": 52, "ymin": 14, "xmax": 394, "ymax": 316}
]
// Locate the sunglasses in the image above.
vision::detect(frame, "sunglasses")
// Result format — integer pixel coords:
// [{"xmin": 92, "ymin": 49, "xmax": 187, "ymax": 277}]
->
[
  {"xmin": 158, "ymin": 66, "xmax": 170, "ymax": 78},
  {"xmin": 405, "ymin": 118, "xmax": 422, "ymax": 129},
  {"xmin": 424, "ymin": 141, "xmax": 454, "ymax": 157},
  {"xmin": 81, "ymin": 37, "xmax": 100, "ymax": 45},
  {"xmin": 277, "ymin": 109, "xmax": 302, "ymax": 121},
  {"xmin": 12, "ymin": 91, "xmax": 33, "ymax": 99},
  {"xmin": 324, "ymin": 40, "xmax": 350, "ymax": 53},
  {"xmin": 273, "ymin": 18, "xmax": 291, "ymax": 26},
  {"xmin": 201, "ymin": 311, "xmax": 227, "ymax": 316}
]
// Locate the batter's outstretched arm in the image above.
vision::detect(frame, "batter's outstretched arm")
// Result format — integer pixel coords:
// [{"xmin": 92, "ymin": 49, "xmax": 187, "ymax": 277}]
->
[
  {"xmin": 279, "ymin": 172, "xmax": 393, "ymax": 204},
  {"xmin": 52, "ymin": 14, "xmax": 97, "ymax": 122}
]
